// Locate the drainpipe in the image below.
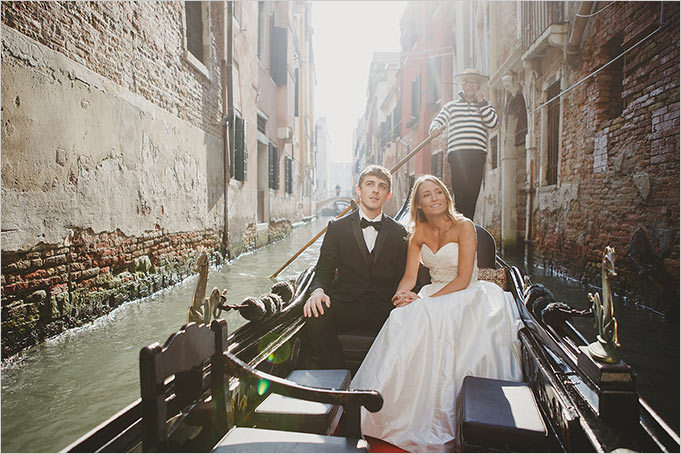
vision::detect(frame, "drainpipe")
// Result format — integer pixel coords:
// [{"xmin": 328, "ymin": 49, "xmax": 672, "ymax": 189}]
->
[
  {"xmin": 565, "ymin": 1, "xmax": 594, "ymax": 67},
  {"xmin": 222, "ymin": 1, "xmax": 234, "ymax": 257}
]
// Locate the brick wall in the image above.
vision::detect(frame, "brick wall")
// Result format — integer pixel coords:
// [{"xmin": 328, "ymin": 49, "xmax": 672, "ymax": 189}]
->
[
  {"xmin": 532, "ymin": 2, "xmax": 679, "ymax": 314},
  {"xmin": 1, "ymin": 228, "xmax": 223, "ymax": 358},
  {"xmin": 1, "ymin": 1, "xmax": 224, "ymax": 137}
]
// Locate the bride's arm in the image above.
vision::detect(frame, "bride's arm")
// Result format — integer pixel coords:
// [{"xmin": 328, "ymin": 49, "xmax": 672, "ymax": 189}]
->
[
  {"xmin": 429, "ymin": 220, "xmax": 477, "ymax": 297},
  {"xmin": 393, "ymin": 235, "xmax": 421, "ymax": 295}
]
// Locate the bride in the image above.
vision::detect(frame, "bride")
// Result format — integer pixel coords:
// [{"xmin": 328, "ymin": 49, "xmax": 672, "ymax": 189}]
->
[{"xmin": 350, "ymin": 175, "xmax": 523, "ymax": 452}]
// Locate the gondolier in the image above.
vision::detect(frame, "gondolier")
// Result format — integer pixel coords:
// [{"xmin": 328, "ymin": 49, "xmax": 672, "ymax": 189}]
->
[{"xmin": 429, "ymin": 68, "xmax": 498, "ymax": 220}]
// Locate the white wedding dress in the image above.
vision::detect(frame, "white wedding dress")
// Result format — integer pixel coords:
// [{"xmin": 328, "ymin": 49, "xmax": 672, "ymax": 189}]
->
[{"xmin": 350, "ymin": 242, "xmax": 524, "ymax": 452}]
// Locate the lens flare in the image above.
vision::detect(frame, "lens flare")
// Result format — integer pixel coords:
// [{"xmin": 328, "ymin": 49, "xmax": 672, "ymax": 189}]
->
[
  {"xmin": 257, "ymin": 334, "xmax": 293, "ymax": 365},
  {"xmin": 257, "ymin": 379, "xmax": 270, "ymax": 396}
]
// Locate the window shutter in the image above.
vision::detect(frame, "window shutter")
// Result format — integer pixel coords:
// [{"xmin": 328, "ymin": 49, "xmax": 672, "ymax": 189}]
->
[
  {"xmin": 242, "ymin": 118, "xmax": 248, "ymax": 180},
  {"xmin": 234, "ymin": 114, "xmax": 245, "ymax": 181},
  {"xmin": 392, "ymin": 103, "xmax": 401, "ymax": 140},
  {"xmin": 286, "ymin": 156, "xmax": 293, "ymax": 194},
  {"xmin": 268, "ymin": 142, "xmax": 275, "ymax": 189},
  {"xmin": 270, "ymin": 18, "xmax": 288, "ymax": 86},
  {"xmin": 294, "ymin": 68, "xmax": 299, "ymax": 117},
  {"xmin": 427, "ymin": 56, "xmax": 441, "ymax": 103},
  {"xmin": 411, "ymin": 75, "xmax": 421, "ymax": 119},
  {"xmin": 274, "ymin": 146, "xmax": 280, "ymax": 190}
]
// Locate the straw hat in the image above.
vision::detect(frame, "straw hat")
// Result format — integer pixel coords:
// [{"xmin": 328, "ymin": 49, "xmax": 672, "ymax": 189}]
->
[{"xmin": 454, "ymin": 68, "xmax": 489, "ymax": 85}]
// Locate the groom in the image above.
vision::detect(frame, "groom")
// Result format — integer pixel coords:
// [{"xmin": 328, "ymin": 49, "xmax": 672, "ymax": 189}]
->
[{"xmin": 304, "ymin": 165, "xmax": 408, "ymax": 369}]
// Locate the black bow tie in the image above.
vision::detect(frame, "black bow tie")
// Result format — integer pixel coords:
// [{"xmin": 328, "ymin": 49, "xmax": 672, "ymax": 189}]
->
[{"xmin": 360, "ymin": 218, "xmax": 382, "ymax": 231}]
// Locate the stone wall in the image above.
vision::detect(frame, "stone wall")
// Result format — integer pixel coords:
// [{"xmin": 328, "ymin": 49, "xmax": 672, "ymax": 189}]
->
[
  {"xmin": 1, "ymin": 2, "xmax": 228, "ymax": 358},
  {"xmin": 530, "ymin": 2, "xmax": 679, "ymax": 314}
]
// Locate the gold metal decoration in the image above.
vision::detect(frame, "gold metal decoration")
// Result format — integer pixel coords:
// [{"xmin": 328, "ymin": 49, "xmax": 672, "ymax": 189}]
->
[
  {"xmin": 187, "ymin": 249, "xmax": 226, "ymax": 324},
  {"xmin": 588, "ymin": 246, "xmax": 621, "ymax": 363}
]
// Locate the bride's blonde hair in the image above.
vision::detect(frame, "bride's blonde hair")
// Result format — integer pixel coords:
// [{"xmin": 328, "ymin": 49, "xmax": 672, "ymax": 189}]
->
[{"xmin": 408, "ymin": 175, "xmax": 459, "ymax": 235}]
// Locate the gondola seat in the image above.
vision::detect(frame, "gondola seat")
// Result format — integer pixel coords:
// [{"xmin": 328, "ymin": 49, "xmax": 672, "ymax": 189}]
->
[
  {"xmin": 460, "ymin": 376, "xmax": 548, "ymax": 452},
  {"xmin": 213, "ymin": 427, "xmax": 368, "ymax": 452},
  {"xmin": 249, "ymin": 369, "xmax": 351, "ymax": 435}
]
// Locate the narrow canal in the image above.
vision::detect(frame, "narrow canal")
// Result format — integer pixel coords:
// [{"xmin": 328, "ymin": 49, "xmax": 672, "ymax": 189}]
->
[{"xmin": 1, "ymin": 216, "xmax": 678, "ymax": 452}]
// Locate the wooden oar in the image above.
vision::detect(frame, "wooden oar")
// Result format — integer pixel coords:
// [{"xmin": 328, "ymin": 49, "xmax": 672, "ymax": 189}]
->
[{"xmin": 269, "ymin": 133, "xmax": 436, "ymax": 279}]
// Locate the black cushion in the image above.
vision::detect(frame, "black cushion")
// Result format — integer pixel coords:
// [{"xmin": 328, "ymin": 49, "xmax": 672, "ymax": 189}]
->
[
  {"xmin": 213, "ymin": 427, "xmax": 368, "ymax": 453},
  {"xmin": 250, "ymin": 369, "xmax": 351, "ymax": 435},
  {"xmin": 461, "ymin": 376, "xmax": 547, "ymax": 452},
  {"xmin": 337, "ymin": 331, "xmax": 375, "ymax": 362}
]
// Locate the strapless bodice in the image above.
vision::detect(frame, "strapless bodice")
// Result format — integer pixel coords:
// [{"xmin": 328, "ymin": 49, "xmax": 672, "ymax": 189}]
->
[{"xmin": 421, "ymin": 242, "xmax": 478, "ymax": 284}]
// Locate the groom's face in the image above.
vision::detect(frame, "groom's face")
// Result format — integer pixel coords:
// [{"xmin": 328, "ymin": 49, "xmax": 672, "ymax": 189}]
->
[{"xmin": 356, "ymin": 176, "xmax": 391, "ymax": 214}]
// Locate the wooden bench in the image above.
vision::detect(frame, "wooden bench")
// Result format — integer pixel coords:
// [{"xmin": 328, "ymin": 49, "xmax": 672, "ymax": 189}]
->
[{"xmin": 139, "ymin": 319, "xmax": 381, "ymax": 452}]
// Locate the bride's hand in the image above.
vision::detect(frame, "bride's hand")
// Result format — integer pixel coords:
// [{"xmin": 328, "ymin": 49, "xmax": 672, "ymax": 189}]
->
[{"xmin": 392, "ymin": 290, "xmax": 419, "ymax": 307}]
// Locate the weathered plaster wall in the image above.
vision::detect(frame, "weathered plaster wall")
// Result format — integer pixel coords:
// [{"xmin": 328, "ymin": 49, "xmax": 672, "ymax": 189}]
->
[{"xmin": 2, "ymin": 27, "xmax": 224, "ymax": 251}]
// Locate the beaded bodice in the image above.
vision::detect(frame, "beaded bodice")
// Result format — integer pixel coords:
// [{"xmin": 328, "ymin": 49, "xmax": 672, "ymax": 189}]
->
[{"xmin": 421, "ymin": 242, "xmax": 478, "ymax": 284}]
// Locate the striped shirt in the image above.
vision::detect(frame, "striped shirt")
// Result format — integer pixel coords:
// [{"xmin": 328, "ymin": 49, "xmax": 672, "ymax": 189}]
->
[{"xmin": 429, "ymin": 92, "xmax": 498, "ymax": 154}]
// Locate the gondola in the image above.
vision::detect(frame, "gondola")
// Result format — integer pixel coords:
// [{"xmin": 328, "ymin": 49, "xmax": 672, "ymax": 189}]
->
[{"xmin": 63, "ymin": 192, "xmax": 680, "ymax": 453}]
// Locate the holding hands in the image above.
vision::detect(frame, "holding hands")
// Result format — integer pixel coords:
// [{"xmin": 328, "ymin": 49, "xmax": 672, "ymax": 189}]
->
[
  {"xmin": 392, "ymin": 290, "xmax": 420, "ymax": 307},
  {"xmin": 304, "ymin": 288, "xmax": 331, "ymax": 318}
]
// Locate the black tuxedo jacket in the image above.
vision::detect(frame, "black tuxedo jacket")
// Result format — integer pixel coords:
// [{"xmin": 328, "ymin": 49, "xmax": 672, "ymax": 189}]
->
[{"xmin": 310, "ymin": 210, "xmax": 408, "ymax": 304}]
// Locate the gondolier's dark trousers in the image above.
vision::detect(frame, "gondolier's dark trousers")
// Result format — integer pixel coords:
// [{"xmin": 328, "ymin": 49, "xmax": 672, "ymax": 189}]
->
[
  {"xmin": 306, "ymin": 290, "xmax": 392, "ymax": 369},
  {"xmin": 447, "ymin": 149, "xmax": 486, "ymax": 220}
]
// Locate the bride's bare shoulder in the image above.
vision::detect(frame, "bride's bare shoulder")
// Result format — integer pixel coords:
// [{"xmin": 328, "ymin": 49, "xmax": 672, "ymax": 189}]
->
[
  {"xmin": 410, "ymin": 225, "xmax": 425, "ymax": 243},
  {"xmin": 452, "ymin": 215, "xmax": 474, "ymax": 231}
]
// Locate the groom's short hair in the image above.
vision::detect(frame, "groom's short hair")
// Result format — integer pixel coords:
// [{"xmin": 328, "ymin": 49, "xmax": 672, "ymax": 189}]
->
[{"xmin": 357, "ymin": 165, "xmax": 392, "ymax": 192}]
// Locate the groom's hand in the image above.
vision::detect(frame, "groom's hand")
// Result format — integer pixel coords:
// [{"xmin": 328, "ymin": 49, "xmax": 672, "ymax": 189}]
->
[{"xmin": 304, "ymin": 288, "xmax": 331, "ymax": 318}]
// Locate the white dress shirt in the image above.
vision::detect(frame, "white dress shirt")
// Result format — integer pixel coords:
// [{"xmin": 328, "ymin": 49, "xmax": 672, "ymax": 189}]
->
[{"xmin": 359, "ymin": 207, "xmax": 383, "ymax": 253}]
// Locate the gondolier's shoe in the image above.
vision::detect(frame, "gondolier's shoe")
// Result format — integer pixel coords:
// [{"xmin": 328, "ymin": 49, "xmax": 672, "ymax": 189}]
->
[
  {"xmin": 460, "ymin": 376, "xmax": 548, "ymax": 452},
  {"xmin": 248, "ymin": 369, "xmax": 351, "ymax": 435}
]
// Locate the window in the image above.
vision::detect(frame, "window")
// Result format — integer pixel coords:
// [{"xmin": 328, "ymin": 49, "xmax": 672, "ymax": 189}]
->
[
  {"xmin": 431, "ymin": 151, "xmax": 443, "ymax": 178},
  {"xmin": 462, "ymin": 2, "xmax": 472, "ymax": 68},
  {"xmin": 380, "ymin": 118, "xmax": 390, "ymax": 148},
  {"xmin": 285, "ymin": 156, "xmax": 293, "ymax": 194},
  {"xmin": 270, "ymin": 15, "xmax": 287, "ymax": 85},
  {"xmin": 602, "ymin": 34, "xmax": 625, "ymax": 120},
  {"xmin": 391, "ymin": 103, "xmax": 401, "ymax": 141},
  {"xmin": 426, "ymin": 56, "xmax": 441, "ymax": 104},
  {"xmin": 510, "ymin": 94, "xmax": 527, "ymax": 146},
  {"xmin": 257, "ymin": 114, "xmax": 267, "ymax": 134},
  {"xmin": 489, "ymin": 134, "xmax": 498, "ymax": 170},
  {"xmin": 408, "ymin": 75, "xmax": 421, "ymax": 127},
  {"xmin": 257, "ymin": 2, "xmax": 265, "ymax": 60},
  {"xmin": 183, "ymin": 2, "xmax": 210, "ymax": 77},
  {"xmin": 233, "ymin": 114, "xmax": 248, "ymax": 182},
  {"xmin": 268, "ymin": 143, "xmax": 280, "ymax": 190},
  {"xmin": 232, "ymin": 1, "xmax": 242, "ymax": 25},
  {"xmin": 546, "ymin": 81, "xmax": 560, "ymax": 185},
  {"xmin": 294, "ymin": 68, "xmax": 299, "ymax": 117}
]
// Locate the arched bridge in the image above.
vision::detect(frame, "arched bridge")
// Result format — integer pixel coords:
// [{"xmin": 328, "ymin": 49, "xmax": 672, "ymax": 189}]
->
[{"xmin": 315, "ymin": 190, "xmax": 355, "ymax": 216}]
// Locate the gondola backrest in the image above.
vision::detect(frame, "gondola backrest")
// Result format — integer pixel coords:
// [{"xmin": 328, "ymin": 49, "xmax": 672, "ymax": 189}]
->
[
  {"xmin": 139, "ymin": 319, "xmax": 228, "ymax": 452},
  {"xmin": 475, "ymin": 225, "xmax": 496, "ymax": 269}
]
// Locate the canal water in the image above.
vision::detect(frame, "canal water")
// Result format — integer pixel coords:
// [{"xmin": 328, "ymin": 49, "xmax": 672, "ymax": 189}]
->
[{"xmin": 1, "ymin": 216, "xmax": 678, "ymax": 452}]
